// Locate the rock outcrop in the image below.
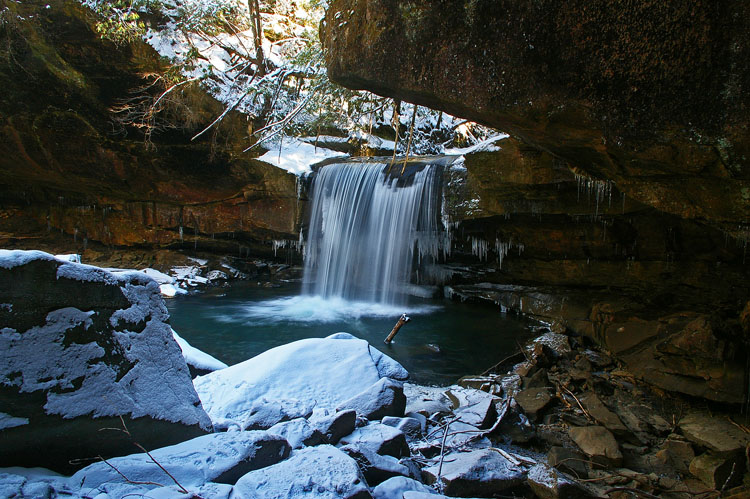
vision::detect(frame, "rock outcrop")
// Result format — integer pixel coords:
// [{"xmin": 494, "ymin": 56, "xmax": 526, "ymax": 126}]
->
[
  {"xmin": 322, "ymin": 0, "xmax": 750, "ymax": 235},
  {"xmin": 0, "ymin": 1, "xmax": 300, "ymax": 257},
  {"xmin": 321, "ymin": 1, "xmax": 750, "ymax": 403},
  {"xmin": 0, "ymin": 250, "xmax": 212, "ymax": 473}
]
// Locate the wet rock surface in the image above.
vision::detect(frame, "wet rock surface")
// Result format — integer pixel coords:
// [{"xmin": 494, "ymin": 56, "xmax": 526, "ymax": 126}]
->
[{"xmin": 448, "ymin": 326, "xmax": 750, "ymax": 497}]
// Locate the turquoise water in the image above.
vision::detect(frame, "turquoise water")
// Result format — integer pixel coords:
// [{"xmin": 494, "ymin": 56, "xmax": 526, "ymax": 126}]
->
[{"xmin": 166, "ymin": 282, "xmax": 537, "ymax": 386}]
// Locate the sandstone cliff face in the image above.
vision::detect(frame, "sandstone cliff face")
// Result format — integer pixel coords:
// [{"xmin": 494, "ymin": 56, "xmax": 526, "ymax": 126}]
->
[
  {"xmin": 0, "ymin": 1, "xmax": 299, "ymax": 254},
  {"xmin": 322, "ymin": 1, "xmax": 750, "ymax": 402},
  {"xmin": 322, "ymin": 0, "xmax": 750, "ymax": 236}
]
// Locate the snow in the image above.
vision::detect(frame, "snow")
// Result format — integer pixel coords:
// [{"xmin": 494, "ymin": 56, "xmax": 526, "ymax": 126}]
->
[
  {"xmin": 0, "ymin": 468, "xmax": 73, "ymax": 499},
  {"xmin": 140, "ymin": 268, "xmax": 175, "ymax": 284},
  {"xmin": 233, "ymin": 445, "xmax": 369, "ymax": 499},
  {"xmin": 71, "ymin": 431, "xmax": 289, "ymax": 495},
  {"xmin": 0, "ymin": 413, "xmax": 29, "ymax": 430},
  {"xmin": 337, "ymin": 422, "xmax": 408, "ymax": 457},
  {"xmin": 172, "ymin": 328, "xmax": 228, "ymax": 372},
  {"xmin": 0, "ymin": 249, "xmax": 117, "ymax": 286},
  {"xmin": 160, "ymin": 283, "xmax": 187, "ymax": 297},
  {"xmin": 54, "ymin": 253, "xmax": 81, "ymax": 263},
  {"xmin": 336, "ymin": 377, "xmax": 405, "ymax": 420},
  {"xmin": 193, "ymin": 332, "xmax": 408, "ymax": 429},
  {"xmin": 349, "ymin": 130, "xmax": 397, "ymax": 151},
  {"xmin": 170, "ymin": 265, "xmax": 209, "ymax": 286},
  {"xmin": 257, "ymin": 137, "xmax": 347, "ymax": 175},
  {"xmin": 0, "ymin": 249, "xmax": 56, "ymax": 269},
  {"xmin": 267, "ymin": 417, "xmax": 325, "ymax": 449},
  {"xmin": 443, "ymin": 133, "xmax": 509, "ymax": 155},
  {"xmin": 373, "ymin": 476, "xmax": 437, "ymax": 499}
]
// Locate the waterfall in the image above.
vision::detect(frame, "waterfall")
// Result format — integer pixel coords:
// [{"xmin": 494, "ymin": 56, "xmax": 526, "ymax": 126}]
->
[{"xmin": 303, "ymin": 160, "xmax": 445, "ymax": 305}]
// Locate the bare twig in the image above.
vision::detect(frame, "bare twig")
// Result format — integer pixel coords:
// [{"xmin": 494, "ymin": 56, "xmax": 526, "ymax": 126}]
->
[
  {"xmin": 97, "ymin": 455, "xmax": 165, "ymax": 488},
  {"xmin": 728, "ymin": 416, "xmax": 750, "ymax": 434},
  {"xmin": 556, "ymin": 382, "xmax": 593, "ymax": 422},
  {"xmin": 435, "ymin": 418, "xmax": 452, "ymax": 493},
  {"xmin": 191, "ymin": 90, "xmax": 250, "ymax": 141},
  {"xmin": 481, "ymin": 350, "xmax": 524, "ymax": 376},
  {"xmin": 98, "ymin": 416, "xmax": 193, "ymax": 496},
  {"xmin": 720, "ymin": 462, "xmax": 736, "ymax": 492}
]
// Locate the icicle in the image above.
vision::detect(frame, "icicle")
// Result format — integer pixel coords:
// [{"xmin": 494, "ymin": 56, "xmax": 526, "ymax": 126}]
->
[{"xmin": 471, "ymin": 237, "xmax": 489, "ymax": 262}]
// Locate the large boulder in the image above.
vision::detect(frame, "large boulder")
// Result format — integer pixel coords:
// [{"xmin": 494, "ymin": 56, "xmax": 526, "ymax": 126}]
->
[
  {"xmin": 194, "ymin": 333, "xmax": 408, "ymax": 429},
  {"xmin": 422, "ymin": 448, "xmax": 525, "ymax": 496},
  {"xmin": 337, "ymin": 377, "xmax": 407, "ymax": 420},
  {"xmin": 71, "ymin": 431, "xmax": 291, "ymax": 496},
  {"xmin": 568, "ymin": 426, "xmax": 623, "ymax": 467},
  {"xmin": 0, "ymin": 251, "xmax": 212, "ymax": 473},
  {"xmin": 232, "ymin": 445, "xmax": 371, "ymax": 498},
  {"xmin": 338, "ymin": 423, "xmax": 410, "ymax": 459}
]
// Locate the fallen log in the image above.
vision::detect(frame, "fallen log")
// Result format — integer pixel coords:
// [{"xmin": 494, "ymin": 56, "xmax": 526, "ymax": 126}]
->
[{"xmin": 384, "ymin": 313, "xmax": 410, "ymax": 344}]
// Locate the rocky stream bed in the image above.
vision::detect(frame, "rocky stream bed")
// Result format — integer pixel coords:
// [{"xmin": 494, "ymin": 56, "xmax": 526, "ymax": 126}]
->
[{"xmin": 1, "ymin": 250, "xmax": 749, "ymax": 498}]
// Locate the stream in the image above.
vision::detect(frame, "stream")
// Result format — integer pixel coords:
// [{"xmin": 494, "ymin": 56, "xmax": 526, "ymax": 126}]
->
[{"xmin": 166, "ymin": 281, "xmax": 538, "ymax": 386}]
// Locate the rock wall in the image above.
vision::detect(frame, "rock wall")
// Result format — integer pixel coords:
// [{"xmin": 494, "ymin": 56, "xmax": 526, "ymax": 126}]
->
[
  {"xmin": 321, "ymin": 1, "xmax": 750, "ymax": 402},
  {"xmin": 322, "ymin": 0, "xmax": 750, "ymax": 237},
  {"xmin": 0, "ymin": 1, "xmax": 300, "ymax": 256},
  {"xmin": 439, "ymin": 139, "xmax": 749, "ymax": 403}
]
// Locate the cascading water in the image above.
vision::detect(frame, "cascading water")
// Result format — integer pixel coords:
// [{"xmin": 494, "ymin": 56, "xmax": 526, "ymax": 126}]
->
[{"xmin": 303, "ymin": 160, "xmax": 446, "ymax": 305}]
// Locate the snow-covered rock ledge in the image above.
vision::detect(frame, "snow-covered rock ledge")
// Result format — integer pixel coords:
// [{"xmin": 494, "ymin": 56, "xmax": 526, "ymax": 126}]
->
[{"xmin": 0, "ymin": 250, "xmax": 212, "ymax": 473}]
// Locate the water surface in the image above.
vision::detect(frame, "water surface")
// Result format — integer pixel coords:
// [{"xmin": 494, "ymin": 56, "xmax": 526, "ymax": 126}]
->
[{"xmin": 166, "ymin": 282, "xmax": 537, "ymax": 386}]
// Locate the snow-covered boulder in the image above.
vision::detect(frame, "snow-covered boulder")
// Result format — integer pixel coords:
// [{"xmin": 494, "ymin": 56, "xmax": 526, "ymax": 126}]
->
[
  {"xmin": 337, "ymin": 377, "xmax": 406, "ymax": 420},
  {"xmin": 338, "ymin": 422, "xmax": 410, "ymax": 458},
  {"xmin": 0, "ymin": 469, "xmax": 73, "ymax": 499},
  {"xmin": 422, "ymin": 448, "xmax": 525, "ymax": 496},
  {"xmin": 341, "ymin": 444, "xmax": 410, "ymax": 486},
  {"xmin": 172, "ymin": 328, "xmax": 228, "ymax": 377},
  {"xmin": 446, "ymin": 386, "xmax": 500, "ymax": 429},
  {"xmin": 71, "ymin": 431, "xmax": 290, "ymax": 496},
  {"xmin": 194, "ymin": 332, "xmax": 408, "ymax": 429},
  {"xmin": 268, "ymin": 418, "xmax": 327, "ymax": 449},
  {"xmin": 232, "ymin": 445, "xmax": 371, "ymax": 498},
  {"xmin": 0, "ymin": 250, "xmax": 212, "ymax": 473},
  {"xmin": 372, "ymin": 477, "xmax": 437, "ymax": 499},
  {"xmin": 381, "ymin": 416, "xmax": 424, "ymax": 439},
  {"xmin": 309, "ymin": 409, "xmax": 357, "ymax": 445}
]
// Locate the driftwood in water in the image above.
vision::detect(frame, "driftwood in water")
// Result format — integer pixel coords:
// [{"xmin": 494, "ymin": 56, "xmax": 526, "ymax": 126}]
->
[{"xmin": 384, "ymin": 313, "xmax": 410, "ymax": 344}]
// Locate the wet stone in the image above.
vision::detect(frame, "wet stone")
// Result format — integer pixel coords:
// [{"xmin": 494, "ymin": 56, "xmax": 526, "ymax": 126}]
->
[
  {"xmin": 422, "ymin": 448, "xmax": 525, "ymax": 497},
  {"xmin": 578, "ymin": 392, "xmax": 627, "ymax": 434},
  {"xmin": 569, "ymin": 426, "xmax": 623, "ymax": 467},
  {"xmin": 689, "ymin": 452, "xmax": 746, "ymax": 489},
  {"xmin": 515, "ymin": 387, "xmax": 552, "ymax": 418},
  {"xmin": 679, "ymin": 412, "xmax": 750, "ymax": 455},
  {"xmin": 527, "ymin": 463, "xmax": 590, "ymax": 498},
  {"xmin": 548, "ymin": 446, "xmax": 588, "ymax": 479}
]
